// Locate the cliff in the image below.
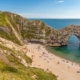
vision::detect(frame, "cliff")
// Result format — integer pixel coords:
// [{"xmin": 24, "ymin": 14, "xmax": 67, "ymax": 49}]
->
[
  {"xmin": 1, "ymin": 11, "xmax": 80, "ymax": 80},
  {"xmin": 0, "ymin": 11, "xmax": 57, "ymax": 80},
  {"xmin": 0, "ymin": 11, "xmax": 80, "ymax": 47},
  {"xmin": 46, "ymin": 25, "xmax": 80, "ymax": 46}
]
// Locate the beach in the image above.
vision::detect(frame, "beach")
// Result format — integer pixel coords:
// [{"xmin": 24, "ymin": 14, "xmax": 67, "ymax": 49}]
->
[{"xmin": 26, "ymin": 43, "xmax": 80, "ymax": 80}]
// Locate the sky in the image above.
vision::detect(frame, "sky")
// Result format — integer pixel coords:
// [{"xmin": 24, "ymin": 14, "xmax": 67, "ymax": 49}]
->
[{"xmin": 0, "ymin": 0, "xmax": 80, "ymax": 18}]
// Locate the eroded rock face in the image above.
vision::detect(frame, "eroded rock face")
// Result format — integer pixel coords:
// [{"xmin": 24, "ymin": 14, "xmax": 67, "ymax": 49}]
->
[
  {"xmin": 23, "ymin": 19, "xmax": 80, "ymax": 46},
  {"xmin": 0, "ymin": 11, "xmax": 80, "ymax": 46},
  {"xmin": 46, "ymin": 25, "xmax": 80, "ymax": 46}
]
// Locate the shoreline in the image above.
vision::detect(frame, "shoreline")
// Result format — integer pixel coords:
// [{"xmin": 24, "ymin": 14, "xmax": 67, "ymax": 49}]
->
[
  {"xmin": 45, "ymin": 45, "xmax": 80, "ymax": 65},
  {"xmin": 26, "ymin": 43, "xmax": 80, "ymax": 80}
]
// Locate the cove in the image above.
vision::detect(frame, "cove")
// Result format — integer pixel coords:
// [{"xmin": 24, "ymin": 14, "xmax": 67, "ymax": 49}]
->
[{"xmin": 48, "ymin": 35, "xmax": 80, "ymax": 63}]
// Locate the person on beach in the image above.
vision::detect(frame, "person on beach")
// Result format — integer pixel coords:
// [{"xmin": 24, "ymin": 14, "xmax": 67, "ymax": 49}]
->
[
  {"xmin": 49, "ymin": 58, "xmax": 52, "ymax": 60},
  {"xmin": 66, "ymin": 61, "xmax": 69, "ymax": 63},
  {"xmin": 38, "ymin": 46, "xmax": 40, "ymax": 49},
  {"xmin": 44, "ymin": 59, "xmax": 46, "ymax": 60},
  {"xmin": 31, "ymin": 55, "xmax": 33, "ymax": 59},
  {"xmin": 57, "ymin": 62, "xmax": 60, "ymax": 64},
  {"xmin": 39, "ymin": 56, "xmax": 42, "ymax": 58},
  {"xmin": 38, "ymin": 65, "xmax": 41, "ymax": 67},
  {"xmin": 31, "ymin": 55, "xmax": 35, "ymax": 59},
  {"xmin": 46, "ymin": 68, "xmax": 49, "ymax": 71},
  {"xmin": 42, "ymin": 52, "xmax": 45, "ymax": 55}
]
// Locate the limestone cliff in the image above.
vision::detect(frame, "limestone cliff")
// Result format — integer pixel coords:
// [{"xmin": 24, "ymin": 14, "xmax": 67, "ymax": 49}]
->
[
  {"xmin": 0, "ymin": 11, "xmax": 57, "ymax": 80},
  {"xmin": 0, "ymin": 11, "xmax": 80, "ymax": 46}
]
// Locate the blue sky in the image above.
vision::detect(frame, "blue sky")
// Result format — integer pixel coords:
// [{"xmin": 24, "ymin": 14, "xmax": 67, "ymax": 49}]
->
[{"xmin": 0, "ymin": 0, "xmax": 80, "ymax": 18}]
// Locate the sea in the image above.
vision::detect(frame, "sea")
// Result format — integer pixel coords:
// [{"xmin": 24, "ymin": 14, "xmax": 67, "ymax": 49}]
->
[{"xmin": 30, "ymin": 19, "xmax": 80, "ymax": 63}]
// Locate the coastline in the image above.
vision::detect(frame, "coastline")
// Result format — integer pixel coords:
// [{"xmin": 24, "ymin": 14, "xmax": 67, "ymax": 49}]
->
[
  {"xmin": 26, "ymin": 43, "xmax": 80, "ymax": 80},
  {"xmin": 45, "ymin": 46, "xmax": 80, "ymax": 64}
]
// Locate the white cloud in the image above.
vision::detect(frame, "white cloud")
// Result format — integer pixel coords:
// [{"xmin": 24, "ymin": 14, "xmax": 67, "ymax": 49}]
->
[{"xmin": 57, "ymin": 0, "xmax": 64, "ymax": 3}]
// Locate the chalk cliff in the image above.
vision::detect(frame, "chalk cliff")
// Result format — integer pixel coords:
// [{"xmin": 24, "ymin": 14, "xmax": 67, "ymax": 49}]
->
[
  {"xmin": 0, "ymin": 11, "xmax": 57, "ymax": 80},
  {"xmin": 0, "ymin": 11, "xmax": 80, "ymax": 46}
]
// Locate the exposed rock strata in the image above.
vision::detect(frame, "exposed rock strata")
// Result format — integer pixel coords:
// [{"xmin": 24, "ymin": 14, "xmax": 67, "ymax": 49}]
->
[{"xmin": 0, "ymin": 11, "xmax": 80, "ymax": 46}]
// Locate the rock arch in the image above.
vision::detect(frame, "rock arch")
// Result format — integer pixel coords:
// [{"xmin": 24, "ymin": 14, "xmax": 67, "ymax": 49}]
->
[{"xmin": 46, "ymin": 25, "xmax": 80, "ymax": 46}]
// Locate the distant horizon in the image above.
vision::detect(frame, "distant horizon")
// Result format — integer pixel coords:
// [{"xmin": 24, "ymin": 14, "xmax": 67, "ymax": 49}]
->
[
  {"xmin": 1, "ymin": 10, "xmax": 80, "ymax": 19},
  {"xmin": 0, "ymin": 0, "xmax": 80, "ymax": 18},
  {"xmin": 29, "ymin": 18, "xmax": 80, "ymax": 19}
]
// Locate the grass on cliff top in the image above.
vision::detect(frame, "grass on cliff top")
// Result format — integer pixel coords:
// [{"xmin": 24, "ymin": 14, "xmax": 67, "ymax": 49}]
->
[
  {"xmin": 0, "ymin": 59, "xmax": 57, "ymax": 80},
  {"xmin": 0, "ymin": 12, "xmax": 7, "ymax": 26}
]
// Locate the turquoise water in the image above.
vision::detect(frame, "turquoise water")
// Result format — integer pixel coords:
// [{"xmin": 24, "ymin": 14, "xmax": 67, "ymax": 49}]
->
[
  {"xmin": 30, "ymin": 19, "xmax": 80, "ymax": 63},
  {"xmin": 48, "ymin": 35, "xmax": 80, "ymax": 63}
]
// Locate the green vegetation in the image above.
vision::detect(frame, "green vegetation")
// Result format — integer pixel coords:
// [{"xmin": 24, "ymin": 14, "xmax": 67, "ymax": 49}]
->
[
  {"xmin": 0, "ymin": 11, "xmax": 52, "ymax": 44},
  {"xmin": 0, "ymin": 12, "xmax": 23, "ymax": 45},
  {"xmin": 40, "ymin": 22, "xmax": 45, "ymax": 29},
  {"xmin": 0, "ymin": 43, "xmax": 57, "ymax": 80},
  {"xmin": 46, "ymin": 28, "xmax": 51, "ymax": 36},
  {"xmin": 0, "ymin": 45, "xmax": 57, "ymax": 80},
  {"xmin": 0, "ymin": 60, "xmax": 18, "ymax": 73},
  {"xmin": 0, "ymin": 47, "xmax": 57, "ymax": 80},
  {"xmin": 0, "ymin": 59, "xmax": 57, "ymax": 80},
  {"xmin": 0, "ymin": 12, "xmax": 7, "ymax": 26},
  {"xmin": 0, "ymin": 44, "xmax": 32, "ymax": 64},
  {"xmin": 0, "ymin": 11, "xmax": 58, "ymax": 80}
]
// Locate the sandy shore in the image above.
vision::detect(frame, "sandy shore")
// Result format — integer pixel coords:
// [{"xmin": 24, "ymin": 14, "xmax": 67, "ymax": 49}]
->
[{"xmin": 26, "ymin": 43, "xmax": 80, "ymax": 80}]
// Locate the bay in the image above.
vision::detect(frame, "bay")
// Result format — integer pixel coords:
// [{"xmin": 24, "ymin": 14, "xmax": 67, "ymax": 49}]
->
[{"xmin": 30, "ymin": 19, "xmax": 80, "ymax": 63}]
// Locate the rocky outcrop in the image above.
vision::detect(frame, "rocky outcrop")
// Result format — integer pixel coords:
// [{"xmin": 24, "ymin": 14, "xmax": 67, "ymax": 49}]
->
[
  {"xmin": 0, "ymin": 11, "xmax": 80, "ymax": 46},
  {"xmin": 47, "ymin": 25, "xmax": 80, "ymax": 46},
  {"xmin": 22, "ymin": 20, "xmax": 80, "ymax": 46}
]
